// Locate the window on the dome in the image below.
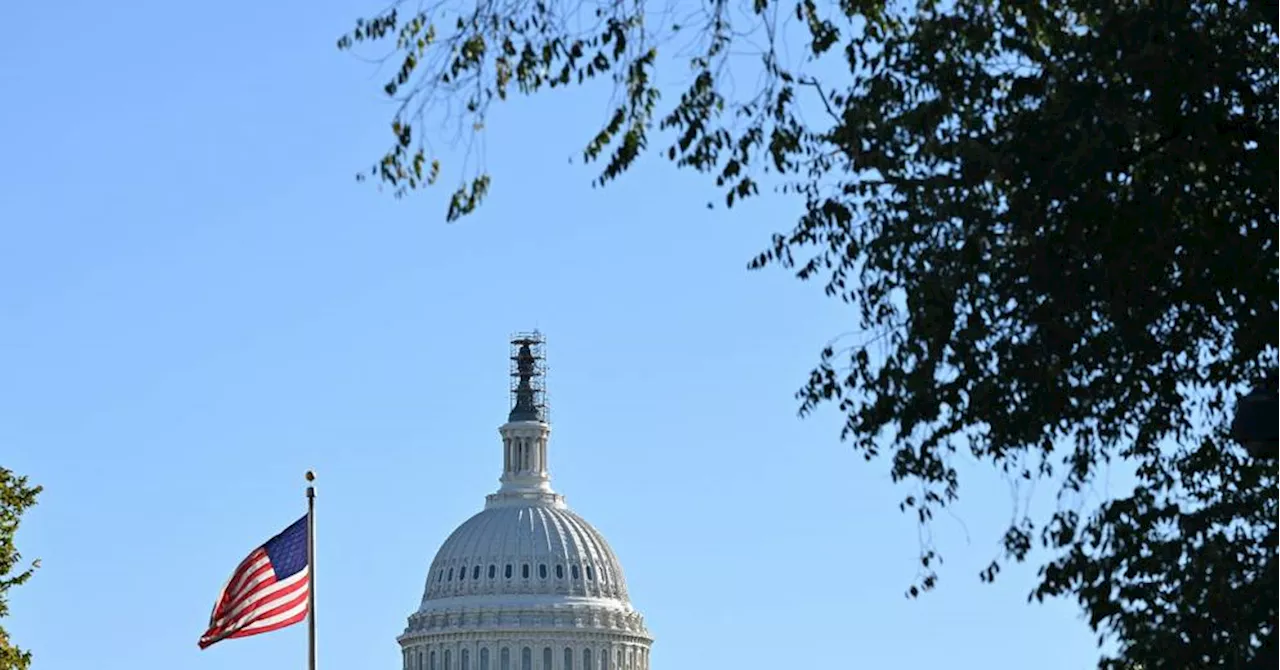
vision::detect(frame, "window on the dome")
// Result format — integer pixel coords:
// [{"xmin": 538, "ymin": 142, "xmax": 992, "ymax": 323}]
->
[
  {"xmin": 472, "ymin": 565, "xmax": 480, "ymax": 580},
  {"xmin": 438, "ymin": 570, "xmax": 444, "ymax": 582},
  {"xmin": 447, "ymin": 568, "xmax": 454, "ymax": 581},
  {"xmin": 555, "ymin": 564, "xmax": 564, "ymax": 579},
  {"xmin": 522, "ymin": 564, "xmax": 530, "ymax": 579},
  {"xmin": 503, "ymin": 564, "xmax": 512, "ymax": 578},
  {"xmin": 586, "ymin": 565, "xmax": 595, "ymax": 580},
  {"xmin": 488, "ymin": 564, "xmax": 496, "ymax": 579},
  {"xmin": 458, "ymin": 565, "xmax": 466, "ymax": 580},
  {"xmin": 571, "ymin": 565, "xmax": 580, "ymax": 579},
  {"xmin": 538, "ymin": 564, "xmax": 547, "ymax": 579}
]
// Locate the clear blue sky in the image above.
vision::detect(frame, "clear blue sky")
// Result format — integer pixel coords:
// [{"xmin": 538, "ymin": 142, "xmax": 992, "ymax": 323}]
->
[{"xmin": 3, "ymin": 1, "xmax": 1112, "ymax": 667}]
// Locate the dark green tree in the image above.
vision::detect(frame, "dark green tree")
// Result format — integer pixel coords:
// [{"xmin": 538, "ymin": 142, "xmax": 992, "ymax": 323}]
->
[
  {"xmin": 0, "ymin": 468, "xmax": 40, "ymax": 670},
  {"xmin": 339, "ymin": 1, "xmax": 1278, "ymax": 666}
]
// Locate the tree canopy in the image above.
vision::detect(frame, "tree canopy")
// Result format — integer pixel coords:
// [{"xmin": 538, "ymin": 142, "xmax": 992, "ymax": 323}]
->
[
  {"xmin": 1, "ymin": 468, "xmax": 40, "ymax": 670},
  {"xmin": 339, "ymin": 1, "xmax": 1278, "ymax": 666}
]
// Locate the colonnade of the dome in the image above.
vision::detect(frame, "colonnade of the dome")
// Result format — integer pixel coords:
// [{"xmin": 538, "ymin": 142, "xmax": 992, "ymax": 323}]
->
[{"xmin": 402, "ymin": 636, "xmax": 650, "ymax": 670}]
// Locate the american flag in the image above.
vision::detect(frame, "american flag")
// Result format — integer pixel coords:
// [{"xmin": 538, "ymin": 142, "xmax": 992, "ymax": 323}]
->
[{"xmin": 198, "ymin": 515, "xmax": 310, "ymax": 649}]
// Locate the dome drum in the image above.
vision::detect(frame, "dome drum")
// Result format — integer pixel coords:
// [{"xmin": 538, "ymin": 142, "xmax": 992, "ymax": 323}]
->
[{"xmin": 400, "ymin": 637, "xmax": 650, "ymax": 670}]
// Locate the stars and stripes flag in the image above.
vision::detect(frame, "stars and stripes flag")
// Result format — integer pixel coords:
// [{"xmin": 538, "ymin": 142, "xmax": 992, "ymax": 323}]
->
[{"xmin": 198, "ymin": 515, "xmax": 311, "ymax": 649}]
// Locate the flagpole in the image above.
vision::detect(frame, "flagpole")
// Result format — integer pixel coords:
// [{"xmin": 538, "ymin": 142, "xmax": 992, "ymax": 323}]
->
[{"xmin": 305, "ymin": 470, "xmax": 317, "ymax": 670}]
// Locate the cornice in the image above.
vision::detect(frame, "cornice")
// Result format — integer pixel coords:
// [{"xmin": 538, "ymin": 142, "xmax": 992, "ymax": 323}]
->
[
  {"xmin": 398, "ymin": 628, "xmax": 654, "ymax": 648},
  {"xmin": 401, "ymin": 602, "xmax": 651, "ymax": 641}
]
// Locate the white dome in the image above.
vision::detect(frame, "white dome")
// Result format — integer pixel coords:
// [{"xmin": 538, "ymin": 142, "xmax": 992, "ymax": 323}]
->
[
  {"xmin": 397, "ymin": 335, "xmax": 652, "ymax": 670},
  {"xmin": 422, "ymin": 504, "xmax": 630, "ymax": 604}
]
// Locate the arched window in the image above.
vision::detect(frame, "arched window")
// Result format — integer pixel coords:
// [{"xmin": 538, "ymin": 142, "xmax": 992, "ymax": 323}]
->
[
  {"xmin": 505, "ymin": 564, "xmax": 513, "ymax": 579},
  {"xmin": 480, "ymin": 648, "xmax": 490, "ymax": 670},
  {"xmin": 521, "ymin": 564, "xmax": 530, "ymax": 579},
  {"xmin": 429, "ymin": 650, "xmax": 437, "ymax": 670},
  {"xmin": 472, "ymin": 565, "xmax": 481, "ymax": 580},
  {"xmin": 538, "ymin": 564, "xmax": 547, "ymax": 579},
  {"xmin": 555, "ymin": 564, "xmax": 564, "ymax": 579},
  {"xmin": 542, "ymin": 647, "xmax": 552, "ymax": 669},
  {"xmin": 582, "ymin": 649, "xmax": 592, "ymax": 670},
  {"xmin": 488, "ymin": 564, "xmax": 496, "ymax": 579},
  {"xmin": 500, "ymin": 647, "xmax": 510, "ymax": 670},
  {"xmin": 438, "ymin": 569, "xmax": 444, "ymax": 582},
  {"xmin": 601, "ymin": 648, "xmax": 609, "ymax": 670},
  {"xmin": 586, "ymin": 565, "xmax": 594, "ymax": 581},
  {"xmin": 461, "ymin": 649, "xmax": 470, "ymax": 670},
  {"xmin": 458, "ymin": 565, "xmax": 466, "ymax": 580},
  {"xmin": 447, "ymin": 568, "xmax": 454, "ymax": 581},
  {"xmin": 521, "ymin": 647, "xmax": 532, "ymax": 670},
  {"xmin": 564, "ymin": 647, "xmax": 574, "ymax": 670},
  {"xmin": 444, "ymin": 650, "xmax": 452, "ymax": 670},
  {"xmin": 571, "ymin": 565, "xmax": 580, "ymax": 579}
]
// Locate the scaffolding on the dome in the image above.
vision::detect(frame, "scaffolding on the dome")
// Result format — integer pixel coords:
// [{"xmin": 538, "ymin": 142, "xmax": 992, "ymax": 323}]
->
[{"xmin": 508, "ymin": 331, "xmax": 549, "ymax": 423}]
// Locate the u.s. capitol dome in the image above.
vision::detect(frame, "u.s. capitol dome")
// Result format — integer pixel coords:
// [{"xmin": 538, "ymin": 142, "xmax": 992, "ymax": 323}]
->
[{"xmin": 398, "ymin": 334, "xmax": 652, "ymax": 670}]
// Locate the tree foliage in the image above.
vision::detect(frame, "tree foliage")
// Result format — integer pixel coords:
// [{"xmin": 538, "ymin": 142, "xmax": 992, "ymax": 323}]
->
[
  {"xmin": 0, "ymin": 468, "xmax": 40, "ymax": 670},
  {"xmin": 339, "ymin": 1, "xmax": 1278, "ymax": 665}
]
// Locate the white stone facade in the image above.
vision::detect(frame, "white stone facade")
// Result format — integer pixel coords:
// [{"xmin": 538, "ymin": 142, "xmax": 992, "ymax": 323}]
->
[{"xmin": 399, "ymin": 359, "xmax": 653, "ymax": 670}]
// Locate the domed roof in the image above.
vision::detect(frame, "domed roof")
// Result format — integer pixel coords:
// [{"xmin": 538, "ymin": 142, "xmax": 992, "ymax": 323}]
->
[
  {"xmin": 421, "ymin": 502, "xmax": 630, "ymax": 605},
  {"xmin": 401, "ymin": 334, "xmax": 651, "ymax": 660}
]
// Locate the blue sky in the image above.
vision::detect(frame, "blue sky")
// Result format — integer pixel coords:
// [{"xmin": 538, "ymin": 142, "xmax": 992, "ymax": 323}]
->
[{"xmin": 3, "ymin": 1, "xmax": 1112, "ymax": 667}]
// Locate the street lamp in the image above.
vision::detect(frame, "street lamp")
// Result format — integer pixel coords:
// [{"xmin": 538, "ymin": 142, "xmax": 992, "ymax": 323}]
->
[{"xmin": 1231, "ymin": 380, "xmax": 1278, "ymax": 460}]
